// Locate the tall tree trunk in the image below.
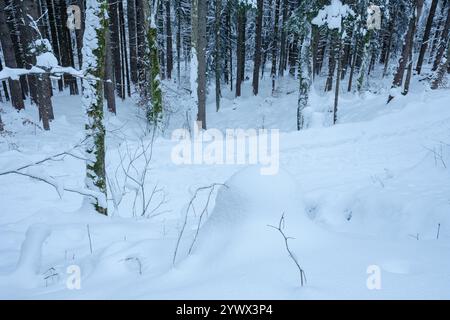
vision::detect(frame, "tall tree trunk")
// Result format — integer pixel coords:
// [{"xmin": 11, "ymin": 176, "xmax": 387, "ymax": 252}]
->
[
  {"xmin": 298, "ymin": 31, "xmax": 311, "ymax": 130},
  {"xmin": 325, "ymin": 34, "xmax": 337, "ymax": 92},
  {"xmin": 236, "ymin": 4, "xmax": 246, "ymax": 97},
  {"xmin": 0, "ymin": 0, "xmax": 25, "ymax": 110},
  {"xmin": 278, "ymin": 0, "xmax": 288, "ymax": 76},
  {"xmin": 431, "ymin": 38, "xmax": 450, "ymax": 89},
  {"xmin": 432, "ymin": 4, "xmax": 450, "ymax": 71},
  {"xmin": 46, "ymin": 0, "xmax": 63, "ymax": 92},
  {"xmin": 147, "ymin": 1, "xmax": 163, "ymax": 125},
  {"xmin": 215, "ymin": 0, "xmax": 221, "ymax": 110},
  {"xmin": 252, "ymin": 0, "xmax": 263, "ymax": 95},
  {"xmin": 58, "ymin": 0, "xmax": 79, "ymax": 95},
  {"xmin": 416, "ymin": 0, "xmax": 439, "ymax": 74},
  {"xmin": 227, "ymin": 1, "xmax": 233, "ymax": 91},
  {"xmin": 5, "ymin": 0, "xmax": 29, "ymax": 99},
  {"xmin": 387, "ymin": 0, "xmax": 418, "ymax": 103},
  {"xmin": 157, "ymin": 0, "xmax": 166, "ymax": 80},
  {"xmin": 128, "ymin": 0, "xmax": 138, "ymax": 85},
  {"xmin": 105, "ymin": 24, "xmax": 117, "ymax": 114},
  {"xmin": 271, "ymin": 0, "xmax": 281, "ymax": 94},
  {"xmin": 192, "ymin": 0, "xmax": 206, "ymax": 129},
  {"xmin": 261, "ymin": 0, "xmax": 273, "ymax": 80},
  {"xmin": 16, "ymin": 0, "xmax": 54, "ymax": 129},
  {"xmin": 108, "ymin": 0, "xmax": 124, "ymax": 99},
  {"xmin": 136, "ymin": 0, "xmax": 148, "ymax": 93},
  {"xmin": 166, "ymin": 0, "xmax": 173, "ymax": 79},
  {"xmin": 176, "ymin": 0, "xmax": 181, "ymax": 86},
  {"xmin": 118, "ymin": 1, "xmax": 131, "ymax": 97},
  {"xmin": 333, "ymin": 33, "xmax": 342, "ymax": 125},
  {"xmin": 82, "ymin": 0, "xmax": 108, "ymax": 215}
]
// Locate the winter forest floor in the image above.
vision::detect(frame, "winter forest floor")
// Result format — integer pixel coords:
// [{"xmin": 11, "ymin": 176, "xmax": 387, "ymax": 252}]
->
[{"xmin": 1, "ymin": 72, "xmax": 450, "ymax": 299}]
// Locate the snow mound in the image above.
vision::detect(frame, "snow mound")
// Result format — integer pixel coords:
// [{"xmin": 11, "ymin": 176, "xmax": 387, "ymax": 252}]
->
[
  {"xmin": 190, "ymin": 166, "xmax": 316, "ymax": 259},
  {"xmin": 210, "ymin": 165, "xmax": 306, "ymax": 224}
]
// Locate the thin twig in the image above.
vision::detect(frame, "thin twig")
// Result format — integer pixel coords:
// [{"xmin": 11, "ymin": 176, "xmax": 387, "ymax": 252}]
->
[{"xmin": 268, "ymin": 213, "xmax": 307, "ymax": 287}]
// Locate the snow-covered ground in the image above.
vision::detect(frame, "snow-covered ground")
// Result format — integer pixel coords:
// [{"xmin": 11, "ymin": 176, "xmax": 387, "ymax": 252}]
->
[{"xmin": 0, "ymin": 75, "xmax": 449, "ymax": 299}]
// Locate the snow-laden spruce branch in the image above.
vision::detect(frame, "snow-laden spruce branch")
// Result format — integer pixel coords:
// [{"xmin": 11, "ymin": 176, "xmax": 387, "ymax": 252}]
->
[
  {"xmin": 268, "ymin": 213, "xmax": 307, "ymax": 287},
  {"xmin": 0, "ymin": 65, "xmax": 102, "ymax": 83}
]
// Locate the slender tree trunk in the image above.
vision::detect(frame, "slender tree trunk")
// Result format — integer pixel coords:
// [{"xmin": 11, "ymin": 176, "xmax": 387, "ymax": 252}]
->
[
  {"xmin": 325, "ymin": 34, "xmax": 337, "ymax": 92},
  {"xmin": 333, "ymin": 32, "xmax": 341, "ymax": 125},
  {"xmin": 46, "ymin": 0, "xmax": 63, "ymax": 92},
  {"xmin": 136, "ymin": 0, "xmax": 147, "ymax": 93},
  {"xmin": 109, "ymin": 0, "xmax": 124, "ymax": 99},
  {"xmin": 16, "ymin": 0, "xmax": 54, "ymax": 129},
  {"xmin": 432, "ymin": 4, "xmax": 450, "ymax": 71},
  {"xmin": 236, "ymin": 4, "xmax": 246, "ymax": 97},
  {"xmin": 271, "ymin": 0, "xmax": 281, "ymax": 94},
  {"xmin": 278, "ymin": 0, "xmax": 288, "ymax": 76},
  {"xmin": 227, "ymin": 2, "xmax": 233, "ymax": 91},
  {"xmin": 416, "ymin": 0, "xmax": 439, "ymax": 74},
  {"xmin": 193, "ymin": 0, "xmax": 206, "ymax": 129},
  {"xmin": 82, "ymin": 0, "xmax": 108, "ymax": 215},
  {"xmin": 388, "ymin": 1, "xmax": 418, "ymax": 103},
  {"xmin": 166, "ymin": 0, "xmax": 173, "ymax": 79},
  {"xmin": 176, "ymin": 0, "xmax": 181, "ymax": 85},
  {"xmin": 431, "ymin": 39, "xmax": 450, "ymax": 89},
  {"xmin": 118, "ymin": 1, "xmax": 131, "ymax": 97},
  {"xmin": 0, "ymin": 0, "xmax": 24, "ymax": 110},
  {"xmin": 105, "ymin": 25, "xmax": 117, "ymax": 114},
  {"xmin": 215, "ymin": 0, "xmax": 221, "ymax": 110},
  {"xmin": 128, "ymin": 0, "xmax": 138, "ymax": 85},
  {"xmin": 253, "ymin": 0, "xmax": 263, "ymax": 95}
]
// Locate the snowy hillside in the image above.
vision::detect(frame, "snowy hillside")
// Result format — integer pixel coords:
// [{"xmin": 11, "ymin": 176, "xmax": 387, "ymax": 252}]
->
[{"xmin": 1, "ymin": 76, "xmax": 449, "ymax": 299}]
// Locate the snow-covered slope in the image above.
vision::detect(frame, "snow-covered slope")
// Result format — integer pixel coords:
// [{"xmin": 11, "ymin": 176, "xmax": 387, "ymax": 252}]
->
[{"xmin": 0, "ymin": 78, "xmax": 449, "ymax": 299}]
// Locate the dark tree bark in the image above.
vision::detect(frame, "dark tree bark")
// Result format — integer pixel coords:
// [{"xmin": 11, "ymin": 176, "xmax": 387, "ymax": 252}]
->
[
  {"xmin": 252, "ymin": 0, "xmax": 263, "ymax": 95},
  {"xmin": 128, "ymin": 0, "xmax": 138, "ymax": 85},
  {"xmin": 271, "ymin": 0, "xmax": 281, "ymax": 94},
  {"xmin": 261, "ymin": 0, "xmax": 273, "ymax": 80},
  {"xmin": 166, "ymin": 0, "xmax": 173, "ymax": 79},
  {"xmin": 5, "ymin": 0, "xmax": 28, "ymax": 98},
  {"xmin": 387, "ymin": 0, "xmax": 418, "ymax": 103},
  {"xmin": 236, "ymin": 4, "xmax": 246, "ymax": 97},
  {"xmin": 278, "ymin": 0, "xmax": 288, "ymax": 76},
  {"xmin": 227, "ymin": 1, "xmax": 233, "ymax": 91},
  {"xmin": 105, "ymin": 25, "xmax": 117, "ymax": 114},
  {"xmin": 333, "ymin": 33, "xmax": 342, "ymax": 125},
  {"xmin": 196, "ymin": 0, "xmax": 207, "ymax": 129},
  {"xmin": 0, "ymin": 0, "xmax": 25, "ymax": 110},
  {"xmin": 416, "ymin": 0, "xmax": 439, "ymax": 74},
  {"xmin": 325, "ymin": 34, "xmax": 337, "ymax": 92},
  {"xmin": 118, "ymin": 1, "xmax": 131, "ymax": 97},
  {"xmin": 46, "ymin": 0, "xmax": 63, "ymax": 91},
  {"xmin": 15, "ymin": 0, "xmax": 54, "ymax": 129},
  {"xmin": 57, "ymin": 0, "xmax": 78, "ymax": 95},
  {"xmin": 73, "ymin": 0, "xmax": 85, "ymax": 70},
  {"xmin": 432, "ymin": 4, "xmax": 450, "ymax": 71},
  {"xmin": 109, "ymin": 0, "xmax": 124, "ymax": 99},
  {"xmin": 176, "ymin": 0, "xmax": 181, "ymax": 85},
  {"xmin": 288, "ymin": 34, "xmax": 299, "ymax": 76},
  {"xmin": 215, "ymin": 0, "xmax": 221, "ymax": 110},
  {"xmin": 157, "ymin": 0, "xmax": 166, "ymax": 80},
  {"xmin": 431, "ymin": 39, "xmax": 450, "ymax": 89},
  {"xmin": 136, "ymin": 0, "xmax": 147, "ymax": 92}
]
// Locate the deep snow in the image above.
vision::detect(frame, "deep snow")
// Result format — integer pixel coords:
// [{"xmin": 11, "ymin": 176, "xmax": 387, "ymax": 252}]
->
[{"xmin": 0, "ymin": 74, "xmax": 450, "ymax": 299}]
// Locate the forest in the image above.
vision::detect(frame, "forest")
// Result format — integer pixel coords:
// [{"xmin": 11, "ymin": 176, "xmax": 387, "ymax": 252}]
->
[{"xmin": 0, "ymin": 0, "xmax": 450, "ymax": 300}]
